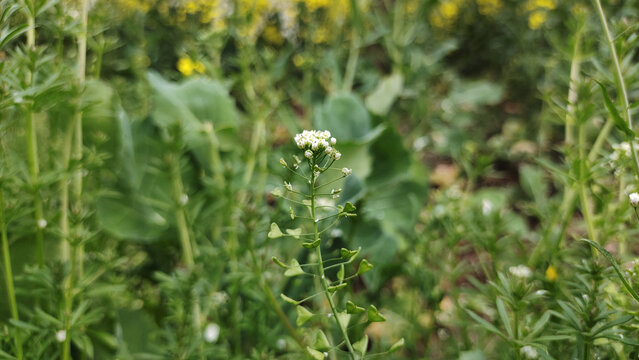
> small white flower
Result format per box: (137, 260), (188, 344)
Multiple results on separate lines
(204, 323), (220, 343)
(55, 329), (67, 343)
(331, 188), (342, 195)
(323, 352), (328, 358)
(520, 345), (538, 359)
(305, 150), (313, 159)
(284, 182), (293, 191)
(280, 158), (288, 167)
(330, 137), (336, 145)
(630, 192), (639, 207)
(37, 218), (47, 229)
(341, 168), (352, 177)
(482, 199), (493, 215)
(333, 152), (341, 160)
(509, 265), (532, 279)
(179, 194), (189, 206)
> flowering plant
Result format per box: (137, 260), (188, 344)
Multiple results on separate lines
(269, 130), (403, 359)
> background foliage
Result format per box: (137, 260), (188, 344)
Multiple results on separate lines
(1, 0), (639, 359)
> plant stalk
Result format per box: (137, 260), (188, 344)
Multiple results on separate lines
(1, 188), (23, 359)
(593, 0), (639, 180)
(310, 161), (358, 360)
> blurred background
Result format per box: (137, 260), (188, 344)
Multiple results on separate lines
(1, 0), (639, 359)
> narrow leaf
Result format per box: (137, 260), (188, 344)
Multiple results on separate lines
(496, 297), (513, 338)
(595, 81), (634, 137)
(580, 238), (639, 302)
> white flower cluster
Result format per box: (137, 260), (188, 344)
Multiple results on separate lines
(520, 345), (538, 359)
(630, 192), (639, 207)
(294, 130), (341, 160)
(509, 265), (532, 279)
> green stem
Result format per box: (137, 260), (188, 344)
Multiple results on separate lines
(593, 0), (639, 180)
(170, 155), (195, 267)
(343, 0), (362, 92)
(565, 27), (582, 146)
(1, 188), (23, 360)
(578, 120), (598, 245)
(310, 161), (358, 360)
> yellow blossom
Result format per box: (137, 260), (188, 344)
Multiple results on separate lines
(545, 265), (557, 281)
(177, 57), (204, 76)
(293, 54), (305, 68)
(430, 0), (461, 29)
(528, 10), (547, 30)
(263, 25), (284, 45)
(477, 0), (502, 16)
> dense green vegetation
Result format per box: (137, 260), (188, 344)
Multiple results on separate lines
(1, 0), (639, 358)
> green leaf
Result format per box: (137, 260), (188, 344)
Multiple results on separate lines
(312, 329), (331, 351)
(365, 72), (404, 116)
(580, 238), (639, 302)
(327, 283), (347, 293)
(448, 80), (503, 108)
(389, 338), (405, 353)
(268, 223), (283, 239)
(353, 335), (369, 356)
(357, 259), (374, 275)
(272, 256), (288, 269)
(0, 348), (16, 359)
(590, 314), (633, 336)
(297, 306), (314, 326)
(346, 301), (366, 314)
(280, 293), (299, 305)
(465, 309), (507, 340)
(367, 305), (386, 322)
(306, 347), (325, 360)
(496, 297), (513, 338)
(525, 311), (551, 341)
(314, 92), (371, 141)
(96, 195), (168, 242)
(284, 259), (305, 277)
(595, 81), (634, 138)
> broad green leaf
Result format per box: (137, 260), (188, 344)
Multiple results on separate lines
(353, 335), (368, 356)
(297, 306), (314, 326)
(389, 338), (405, 353)
(580, 238), (639, 302)
(357, 259), (373, 275)
(367, 305), (386, 322)
(365, 72), (404, 116)
(268, 223), (283, 238)
(366, 127), (411, 186)
(96, 195), (168, 242)
(314, 92), (371, 141)
(284, 259), (305, 277)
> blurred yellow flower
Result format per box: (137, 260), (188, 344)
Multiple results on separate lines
(528, 10), (547, 30)
(177, 57), (205, 76)
(476, 0), (502, 16)
(293, 54), (305, 67)
(545, 265), (557, 281)
(430, 0), (462, 29)
(263, 25), (284, 45)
